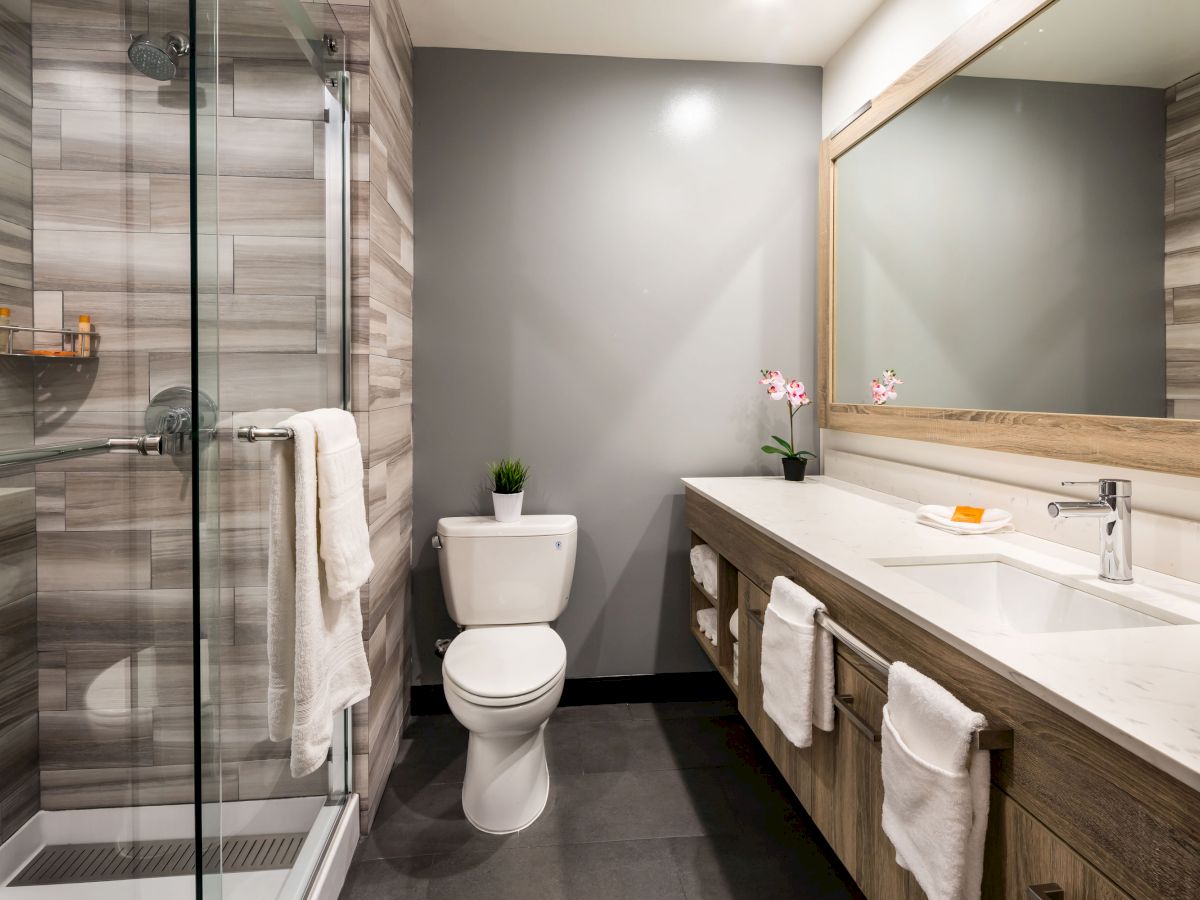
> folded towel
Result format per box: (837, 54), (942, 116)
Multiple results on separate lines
(761, 576), (835, 747)
(696, 607), (718, 645)
(729, 611), (739, 642)
(916, 505), (1013, 536)
(689, 544), (719, 597)
(306, 408), (374, 600)
(732, 640), (740, 686)
(881, 662), (990, 900)
(267, 411), (373, 778)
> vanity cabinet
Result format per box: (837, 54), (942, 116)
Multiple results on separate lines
(689, 488), (1196, 900)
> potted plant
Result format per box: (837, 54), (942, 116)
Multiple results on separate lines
(488, 457), (530, 523)
(757, 370), (816, 481)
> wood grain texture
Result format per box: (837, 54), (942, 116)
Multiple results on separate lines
(1168, 73), (1200, 411)
(688, 488), (1200, 899)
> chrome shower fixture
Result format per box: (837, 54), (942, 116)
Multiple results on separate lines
(127, 31), (190, 81)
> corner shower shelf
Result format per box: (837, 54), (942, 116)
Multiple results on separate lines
(0, 324), (99, 359)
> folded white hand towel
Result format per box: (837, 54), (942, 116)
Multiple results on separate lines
(761, 576), (835, 747)
(916, 505), (1013, 536)
(696, 607), (718, 645)
(305, 408), (374, 600)
(267, 412), (373, 778)
(689, 544), (719, 597)
(729, 611), (739, 642)
(881, 662), (990, 900)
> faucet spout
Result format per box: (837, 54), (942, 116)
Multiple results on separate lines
(1047, 478), (1132, 584)
(1046, 500), (1112, 519)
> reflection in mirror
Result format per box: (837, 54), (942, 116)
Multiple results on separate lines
(834, 0), (1200, 418)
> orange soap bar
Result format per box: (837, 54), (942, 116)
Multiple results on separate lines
(951, 505), (985, 524)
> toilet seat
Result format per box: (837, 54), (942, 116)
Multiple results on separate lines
(443, 625), (567, 708)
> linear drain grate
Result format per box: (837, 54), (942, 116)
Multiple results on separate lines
(9, 833), (307, 887)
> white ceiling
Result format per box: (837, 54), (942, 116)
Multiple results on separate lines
(964, 0), (1200, 89)
(397, 0), (886, 66)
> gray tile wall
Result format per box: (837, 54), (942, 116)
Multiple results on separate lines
(0, 0), (39, 845)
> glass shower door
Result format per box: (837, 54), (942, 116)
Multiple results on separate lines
(193, 0), (351, 896)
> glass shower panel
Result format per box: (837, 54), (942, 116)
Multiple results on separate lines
(199, 0), (349, 896)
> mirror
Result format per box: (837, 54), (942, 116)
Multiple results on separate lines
(833, 0), (1200, 418)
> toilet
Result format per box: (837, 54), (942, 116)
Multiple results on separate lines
(435, 514), (578, 834)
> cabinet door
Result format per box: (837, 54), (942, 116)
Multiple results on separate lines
(736, 575), (836, 833)
(982, 789), (1131, 900)
(830, 657), (923, 900)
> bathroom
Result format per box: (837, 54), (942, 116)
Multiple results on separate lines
(0, 0), (1196, 896)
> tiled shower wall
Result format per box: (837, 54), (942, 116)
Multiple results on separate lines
(0, 0), (38, 844)
(29, 0), (341, 811)
(1167, 71), (1200, 417)
(335, 0), (415, 833)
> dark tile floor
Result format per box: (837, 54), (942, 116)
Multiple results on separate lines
(340, 699), (865, 899)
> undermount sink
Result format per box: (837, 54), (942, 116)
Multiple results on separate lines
(879, 557), (1174, 634)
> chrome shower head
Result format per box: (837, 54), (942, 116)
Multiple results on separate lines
(128, 32), (190, 81)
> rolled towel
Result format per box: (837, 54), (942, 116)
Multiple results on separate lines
(761, 576), (835, 748)
(696, 607), (718, 645)
(881, 662), (990, 900)
(689, 544), (719, 598)
(732, 640), (740, 686)
(916, 505), (1013, 536)
(729, 611), (739, 642)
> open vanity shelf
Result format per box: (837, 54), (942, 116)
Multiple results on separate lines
(688, 533), (738, 695)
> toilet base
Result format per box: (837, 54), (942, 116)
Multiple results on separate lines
(461, 722), (551, 834)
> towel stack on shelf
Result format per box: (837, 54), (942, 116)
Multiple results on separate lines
(696, 607), (718, 644)
(730, 611), (739, 686)
(689, 543), (719, 597)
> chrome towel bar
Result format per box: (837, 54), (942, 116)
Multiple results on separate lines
(236, 426), (294, 442)
(748, 601), (1014, 752)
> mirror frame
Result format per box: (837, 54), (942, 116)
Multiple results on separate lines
(817, 0), (1200, 476)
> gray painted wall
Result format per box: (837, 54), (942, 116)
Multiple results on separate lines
(413, 49), (822, 681)
(835, 75), (1166, 416)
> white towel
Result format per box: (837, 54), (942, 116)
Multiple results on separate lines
(689, 544), (719, 597)
(881, 662), (990, 900)
(307, 408), (374, 599)
(267, 411), (373, 778)
(728, 611), (739, 642)
(760, 576), (835, 747)
(916, 505), (1013, 535)
(696, 607), (718, 645)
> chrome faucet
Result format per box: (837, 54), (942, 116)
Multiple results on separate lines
(1047, 479), (1132, 583)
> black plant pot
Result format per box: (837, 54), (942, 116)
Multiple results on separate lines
(781, 457), (807, 482)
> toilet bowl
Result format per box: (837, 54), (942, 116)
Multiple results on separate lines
(435, 515), (577, 834)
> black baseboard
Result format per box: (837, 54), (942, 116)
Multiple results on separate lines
(409, 671), (732, 717)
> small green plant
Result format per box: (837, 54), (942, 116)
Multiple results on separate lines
(488, 457), (530, 495)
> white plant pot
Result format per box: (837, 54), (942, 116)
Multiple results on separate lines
(492, 491), (524, 523)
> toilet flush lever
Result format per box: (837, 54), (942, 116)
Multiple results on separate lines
(432, 535), (443, 550)
(434, 638), (452, 658)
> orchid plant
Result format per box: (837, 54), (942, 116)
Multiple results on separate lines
(871, 369), (903, 405)
(757, 370), (817, 461)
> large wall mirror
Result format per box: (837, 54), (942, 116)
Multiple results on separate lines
(833, 0), (1200, 421)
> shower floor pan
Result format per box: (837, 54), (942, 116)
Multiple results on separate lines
(9, 833), (306, 887)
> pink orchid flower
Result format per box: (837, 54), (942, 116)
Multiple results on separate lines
(766, 381), (787, 401)
(871, 379), (889, 405)
(786, 379), (811, 408)
(758, 370), (785, 388)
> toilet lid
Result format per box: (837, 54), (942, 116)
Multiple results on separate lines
(442, 626), (567, 700)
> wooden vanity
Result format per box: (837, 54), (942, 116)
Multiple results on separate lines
(685, 483), (1200, 900)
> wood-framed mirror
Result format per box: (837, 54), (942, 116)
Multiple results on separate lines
(818, 0), (1200, 476)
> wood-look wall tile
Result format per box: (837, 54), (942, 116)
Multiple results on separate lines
(39, 589), (200, 648)
(217, 295), (320, 352)
(236, 758), (325, 801)
(66, 644), (193, 711)
(1167, 248), (1200, 290)
(0, 590), (37, 732)
(367, 354), (411, 410)
(0, 715), (37, 839)
(149, 173), (323, 238)
(366, 449), (411, 527)
(64, 470), (191, 531)
(367, 402), (410, 468)
(0, 358), (33, 415)
(0, 219), (32, 294)
(0, 8), (31, 107)
(38, 650), (66, 711)
(0, 533), (34, 600)
(34, 230), (191, 292)
(32, 289), (61, 349)
(37, 530), (151, 590)
(219, 117), (315, 179)
(149, 350), (329, 412)
(60, 110), (189, 174)
(59, 291), (189, 352)
(34, 170), (150, 232)
(151, 527), (267, 589)
(232, 236), (325, 295)
(30, 106), (58, 169)
(233, 58), (324, 121)
(0, 154), (31, 229)
(30, 0), (144, 53)
(368, 301), (411, 360)
(39, 763), (232, 810)
(231, 585), (266, 645)
(367, 504), (410, 611)
(0, 85), (32, 168)
(39, 707), (153, 769)
(0, 415), (32, 453)
(35, 470), (63, 530)
(0, 768), (38, 843)
(0, 478), (33, 540)
(33, 351), (149, 413)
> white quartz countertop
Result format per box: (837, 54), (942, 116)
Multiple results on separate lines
(682, 475), (1200, 791)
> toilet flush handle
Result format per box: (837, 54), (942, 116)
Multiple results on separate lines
(432, 534), (443, 550)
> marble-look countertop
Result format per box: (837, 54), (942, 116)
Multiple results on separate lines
(683, 475), (1200, 791)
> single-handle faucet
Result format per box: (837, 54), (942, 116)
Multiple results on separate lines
(1047, 478), (1132, 583)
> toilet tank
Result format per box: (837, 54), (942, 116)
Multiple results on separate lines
(436, 515), (578, 626)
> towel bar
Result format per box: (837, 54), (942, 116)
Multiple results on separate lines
(753, 588), (1015, 753)
(236, 426), (294, 442)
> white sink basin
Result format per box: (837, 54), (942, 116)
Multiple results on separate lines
(880, 557), (1172, 634)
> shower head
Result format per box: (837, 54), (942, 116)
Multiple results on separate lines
(127, 32), (190, 81)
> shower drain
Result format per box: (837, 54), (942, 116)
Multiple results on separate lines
(9, 832), (306, 886)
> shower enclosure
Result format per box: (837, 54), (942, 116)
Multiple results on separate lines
(0, 0), (354, 895)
